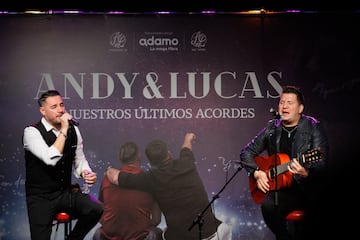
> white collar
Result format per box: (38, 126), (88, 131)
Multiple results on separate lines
(41, 117), (57, 132)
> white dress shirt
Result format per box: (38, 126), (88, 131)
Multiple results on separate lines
(23, 117), (91, 178)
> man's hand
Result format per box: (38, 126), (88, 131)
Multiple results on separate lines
(254, 170), (270, 193)
(288, 159), (308, 177)
(106, 167), (120, 185)
(59, 112), (72, 130)
(82, 170), (97, 187)
(183, 132), (196, 149)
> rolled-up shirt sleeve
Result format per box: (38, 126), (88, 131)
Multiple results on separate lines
(23, 126), (62, 166)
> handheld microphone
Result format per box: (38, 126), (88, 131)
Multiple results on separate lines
(69, 118), (79, 126)
(269, 108), (281, 119)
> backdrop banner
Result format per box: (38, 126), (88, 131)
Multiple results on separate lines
(0, 13), (358, 239)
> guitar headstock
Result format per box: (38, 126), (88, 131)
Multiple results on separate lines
(299, 148), (323, 165)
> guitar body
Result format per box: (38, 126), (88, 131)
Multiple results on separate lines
(247, 148), (322, 204)
(249, 153), (293, 204)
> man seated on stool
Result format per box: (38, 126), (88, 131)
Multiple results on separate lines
(23, 90), (103, 240)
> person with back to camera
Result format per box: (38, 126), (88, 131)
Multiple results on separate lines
(23, 89), (103, 240)
(93, 141), (163, 240)
(106, 133), (232, 240)
(239, 85), (329, 240)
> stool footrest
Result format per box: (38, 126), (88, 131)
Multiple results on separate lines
(286, 210), (306, 221)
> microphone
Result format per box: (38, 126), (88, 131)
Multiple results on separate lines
(269, 108), (281, 119)
(69, 118), (79, 126)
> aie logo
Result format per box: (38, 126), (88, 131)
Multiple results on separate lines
(191, 31), (207, 48)
(110, 32), (127, 48)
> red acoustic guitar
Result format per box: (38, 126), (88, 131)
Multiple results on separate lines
(249, 148), (323, 204)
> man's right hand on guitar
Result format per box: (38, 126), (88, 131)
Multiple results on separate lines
(254, 170), (270, 193)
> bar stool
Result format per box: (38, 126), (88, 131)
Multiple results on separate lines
(286, 210), (306, 240)
(53, 212), (76, 239)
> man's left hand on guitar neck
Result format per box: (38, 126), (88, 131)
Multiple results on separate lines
(288, 159), (309, 177)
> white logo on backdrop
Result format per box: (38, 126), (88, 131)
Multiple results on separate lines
(191, 31), (207, 51)
(138, 32), (179, 52)
(109, 32), (128, 51)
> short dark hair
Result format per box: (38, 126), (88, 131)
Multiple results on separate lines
(38, 90), (61, 107)
(145, 140), (168, 167)
(119, 142), (139, 165)
(282, 85), (304, 105)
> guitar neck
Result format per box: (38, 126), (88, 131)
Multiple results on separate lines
(270, 153), (306, 178)
(270, 161), (291, 179)
(269, 149), (322, 179)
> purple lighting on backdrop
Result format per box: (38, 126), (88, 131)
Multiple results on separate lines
(286, 9), (301, 13)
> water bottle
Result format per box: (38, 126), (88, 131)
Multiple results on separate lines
(82, 182), (90, 194)
(81, 172), (91, 194)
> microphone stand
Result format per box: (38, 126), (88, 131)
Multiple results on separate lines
(188, 162), (258, 240)
(269, 110), (281, 207)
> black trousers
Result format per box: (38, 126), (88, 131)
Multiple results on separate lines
(261, 186), (307, 240)
(26, 186), (103, 240)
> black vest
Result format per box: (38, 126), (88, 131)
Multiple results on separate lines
(24, 121), (77, 196)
